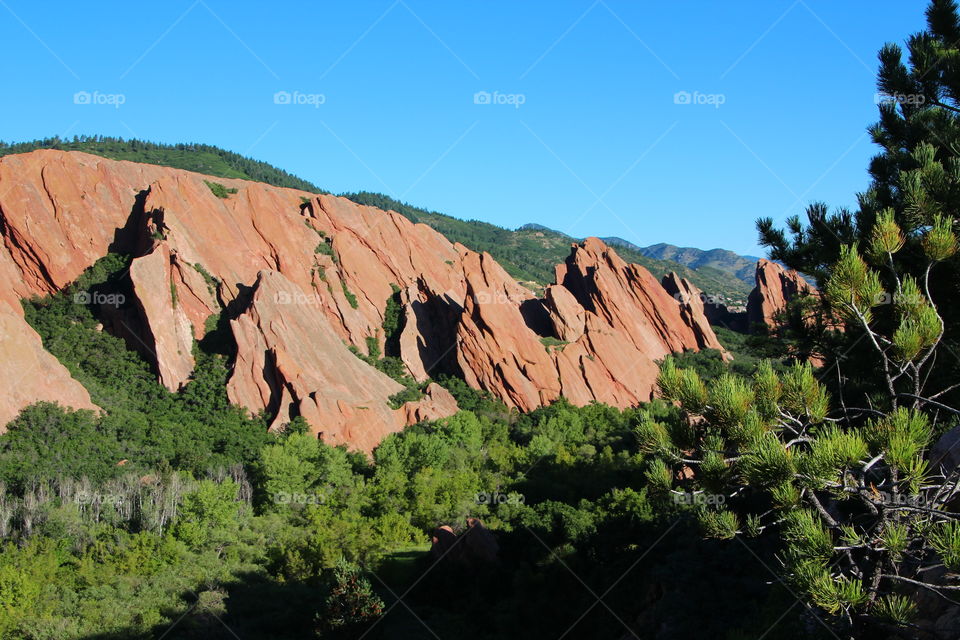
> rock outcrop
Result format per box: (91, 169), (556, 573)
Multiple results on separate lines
(0, 149), (726, 451)
(746, 259), (816, 330)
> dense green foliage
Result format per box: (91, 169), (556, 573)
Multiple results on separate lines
(0, 136), (322, 192)
(0, 251), (811, 638)
(0, 397), (811, 639)
(650, 6), (960, 631)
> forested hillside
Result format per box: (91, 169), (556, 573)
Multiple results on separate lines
(0, 136), (324, 192)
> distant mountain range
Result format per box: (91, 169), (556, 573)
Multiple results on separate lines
(601, 238), (760, 286)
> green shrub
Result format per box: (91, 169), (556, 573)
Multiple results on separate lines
(341, 282), (358, 309)
(204, 180), (238, 198)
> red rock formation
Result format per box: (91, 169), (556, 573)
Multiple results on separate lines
(0, 150), (178, 425)
(544, 285), (585, 342)
(746, 259), (816, 330)
(0, 149), (726, 451)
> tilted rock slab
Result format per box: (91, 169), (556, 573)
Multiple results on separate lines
(0, 150), (181, 427)
(226, 270), (456, 451)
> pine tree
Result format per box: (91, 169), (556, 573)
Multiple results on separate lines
(757, 0), (960, 408)
(642, 213), (960, 635)
(316, 558), (385, 638)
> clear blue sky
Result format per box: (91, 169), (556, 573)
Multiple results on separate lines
(0, 1), (929, 255)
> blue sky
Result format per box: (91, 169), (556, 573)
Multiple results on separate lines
(0, 1), (928, 255)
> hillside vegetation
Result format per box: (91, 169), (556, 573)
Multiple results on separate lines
(0, 136), (324, 193)
(0, 255), (802, 639)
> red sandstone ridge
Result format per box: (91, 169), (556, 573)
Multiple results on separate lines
(0, 149), (725, 451)
(746, 259), (817, 330)
(0, 150), (181, 427)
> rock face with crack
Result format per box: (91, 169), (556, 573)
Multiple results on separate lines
(0, 150), (179, 426)
(0, 149), (726, 451)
